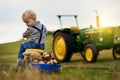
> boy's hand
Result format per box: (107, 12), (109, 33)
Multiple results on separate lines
(23, 38), (28, 40)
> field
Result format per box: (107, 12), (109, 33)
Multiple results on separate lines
(0, 34), (120, 80)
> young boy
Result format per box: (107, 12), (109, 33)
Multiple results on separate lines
(17, 10), (47, 61)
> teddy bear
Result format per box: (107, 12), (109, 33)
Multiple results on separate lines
(23, 52), (44, 63)
(42, 52), (58, 64)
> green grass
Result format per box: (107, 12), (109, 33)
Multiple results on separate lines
(45, 34), (53, 52)
(0, 34), (120, 80)
(0, 40), (21, 56)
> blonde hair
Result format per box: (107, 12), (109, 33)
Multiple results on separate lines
(22, 10), (37, 22)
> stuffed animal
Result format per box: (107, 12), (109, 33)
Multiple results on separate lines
(23, 52), (43, 63)
(23, 51), (58, 64)
(33, 59), (39, 63)
(42, 52), (58, 64)
(30, 52), (42, 60)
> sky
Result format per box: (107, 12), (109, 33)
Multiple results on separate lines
(0, 0), (120, 44)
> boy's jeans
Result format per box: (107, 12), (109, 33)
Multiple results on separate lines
(18, 41), (44, 59)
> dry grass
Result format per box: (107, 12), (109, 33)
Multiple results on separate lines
(1, 51), (120, 80)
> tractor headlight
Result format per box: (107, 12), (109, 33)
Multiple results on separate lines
(99, 37), (103, 42)
(116, 37), (120, 41)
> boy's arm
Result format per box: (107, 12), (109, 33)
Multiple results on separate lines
(23, 28), (32, 38)
(43, 26), (47, 35)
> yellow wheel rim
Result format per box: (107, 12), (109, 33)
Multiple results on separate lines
(85, 48), (93, 61)
(114, 49), (120, 59)
(54, 35), (66, 60)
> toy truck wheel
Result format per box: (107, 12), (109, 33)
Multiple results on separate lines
(113, 44), (120, 59)
(53, 32), (72, 62)
(84, 44), (98, 62)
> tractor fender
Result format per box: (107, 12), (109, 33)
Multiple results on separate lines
(53, 29), (70, 37)
(53, 30), (61, 37)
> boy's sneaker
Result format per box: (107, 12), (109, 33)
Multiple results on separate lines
(17, 59), (24, 66)
(16, 59), (25, 72)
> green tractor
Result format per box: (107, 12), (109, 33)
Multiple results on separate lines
(52, 15), (120, 63)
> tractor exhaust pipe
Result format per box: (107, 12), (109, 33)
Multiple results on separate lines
(95, 10), (100, 28)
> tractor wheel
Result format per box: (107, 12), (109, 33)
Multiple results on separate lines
(84, 44), (98, 62)
(53, 32), (72, 62)
(113, 44), (120, 59)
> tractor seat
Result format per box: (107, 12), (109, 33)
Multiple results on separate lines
(24, 49), (44, 53)
(70, 26), (80, 32)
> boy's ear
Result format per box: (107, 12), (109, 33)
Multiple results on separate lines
(33, 17), (36, 21)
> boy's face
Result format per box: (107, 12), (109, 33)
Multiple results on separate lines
(24, 18), (35, 27)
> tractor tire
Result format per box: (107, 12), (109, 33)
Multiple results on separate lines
(53, 32), (72, 62)
(113, 44), (120, 59)
(84, 44), (98, 63)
